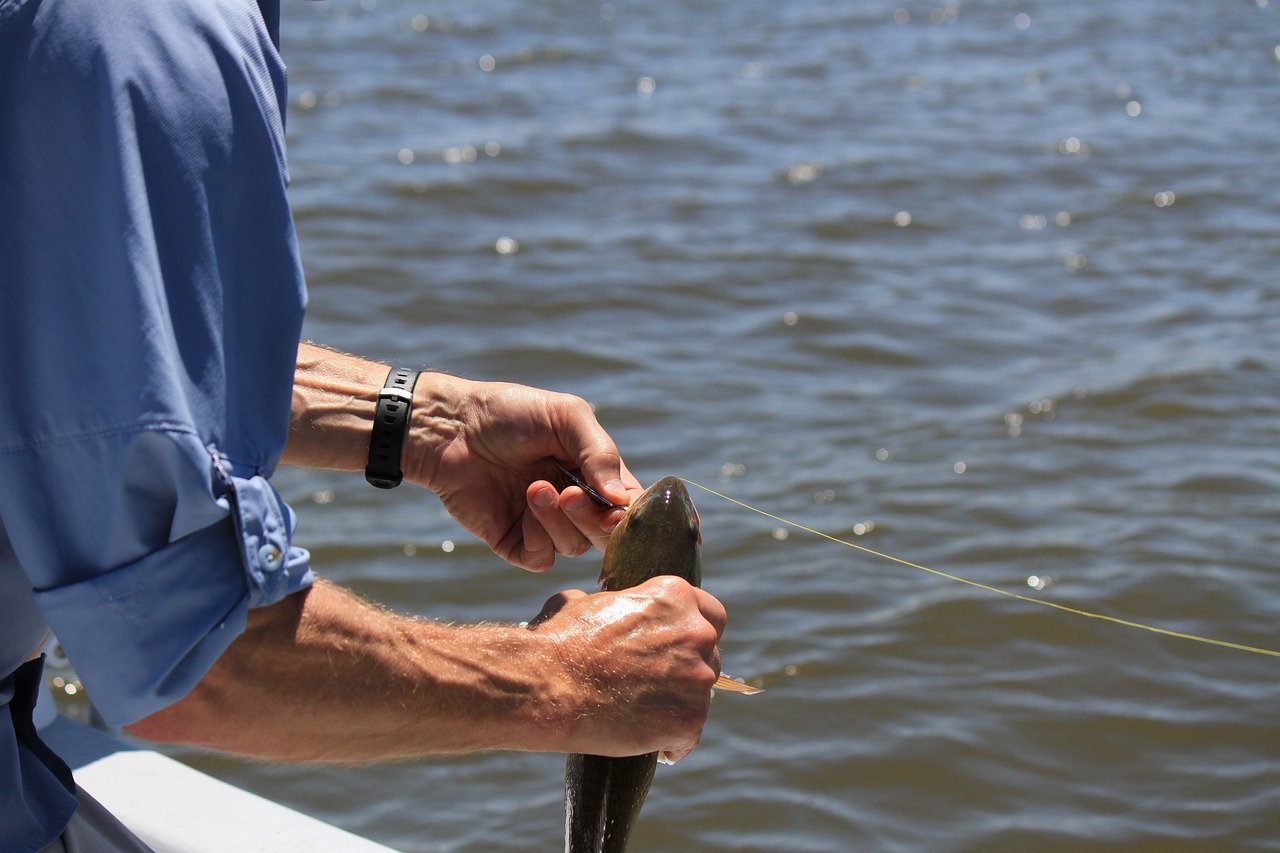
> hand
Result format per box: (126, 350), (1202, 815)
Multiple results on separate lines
(403, 373), (643, 570)
(526, 576), (727, 761)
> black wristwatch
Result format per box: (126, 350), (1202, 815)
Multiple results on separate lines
(365, 366), (420, 489)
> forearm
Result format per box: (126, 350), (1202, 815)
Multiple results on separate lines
(125, 577), (721, 762)
(280, 342), (387, 472)
(125, 581), (579, 762)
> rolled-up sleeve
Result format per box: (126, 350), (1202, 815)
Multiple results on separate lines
(0, 428), (312, 727)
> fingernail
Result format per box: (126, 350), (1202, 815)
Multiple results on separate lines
(532, 487), (556, 510)
(603, 479), (627, 505)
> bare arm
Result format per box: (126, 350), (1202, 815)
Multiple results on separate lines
(126, 342), (724, 763)
(125, 577), (724, 763)
(278, 341), (388, 473)
(283, 342), (641, 567)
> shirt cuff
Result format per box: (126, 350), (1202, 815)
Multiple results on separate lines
(222, 472), (313, 610)
(34, 473), (312, 727)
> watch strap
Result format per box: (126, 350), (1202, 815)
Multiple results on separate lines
(365, 366), (420, 489)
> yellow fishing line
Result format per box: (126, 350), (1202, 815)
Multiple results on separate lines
(682, 479), (1280, 659)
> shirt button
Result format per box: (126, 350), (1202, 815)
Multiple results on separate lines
(257, 543), (284, 572)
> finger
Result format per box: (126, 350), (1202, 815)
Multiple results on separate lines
(559, 488), (627, 553)
(556, 409), (641, 508)
(527, 481), (594, 559)
(526, 588), (588, 629)
(658, 710), (707, 765)
(576, 454), (641, 509)
(693, 587), (728, 639)
(508, 483), (560, 572)
(659, 748), (690, 765)
(553, 462), (618, 511)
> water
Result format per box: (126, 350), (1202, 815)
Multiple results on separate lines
(180, 1), (1280, 850)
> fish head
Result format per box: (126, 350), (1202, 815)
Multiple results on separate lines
(598, 476), (702, 591)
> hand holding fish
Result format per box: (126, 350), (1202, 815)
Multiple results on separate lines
(526, 575), (726, 761)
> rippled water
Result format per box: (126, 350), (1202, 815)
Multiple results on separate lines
(177, 1), (1280, 850)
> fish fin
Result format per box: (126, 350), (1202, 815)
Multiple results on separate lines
(713, 674), (764, 695)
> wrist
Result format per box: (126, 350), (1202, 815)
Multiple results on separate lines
(415, 620), (583, 754)
(497, 626), (586, 753)
(364, 366), (421, 489)
(283, 344), (468, 491)
(400, 371), (471, 491)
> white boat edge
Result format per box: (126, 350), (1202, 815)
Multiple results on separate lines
(36, 680), (400, 853)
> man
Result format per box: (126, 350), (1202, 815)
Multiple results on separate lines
(0, 0), (726, 849)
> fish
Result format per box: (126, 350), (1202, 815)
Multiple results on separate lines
(554, 464), (759, 700)
(563, 475), (702, 853)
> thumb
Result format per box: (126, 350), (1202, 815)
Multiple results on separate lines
(577, 451), (638, 509)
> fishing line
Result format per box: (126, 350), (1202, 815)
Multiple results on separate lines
(681, 479), (1280, 659)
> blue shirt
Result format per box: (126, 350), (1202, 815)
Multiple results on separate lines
(0, 0), (313, 847)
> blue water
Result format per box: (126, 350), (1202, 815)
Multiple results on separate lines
(175, 1), (1280, 850)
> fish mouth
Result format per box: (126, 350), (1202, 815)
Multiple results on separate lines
(635, 476), (692, 508)
(628, 477), (701, 545)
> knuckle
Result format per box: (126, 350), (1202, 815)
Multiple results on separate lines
(562, 540), (590, 557)
(554, 391), (592, 418)
(649, 575), (692, 597)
